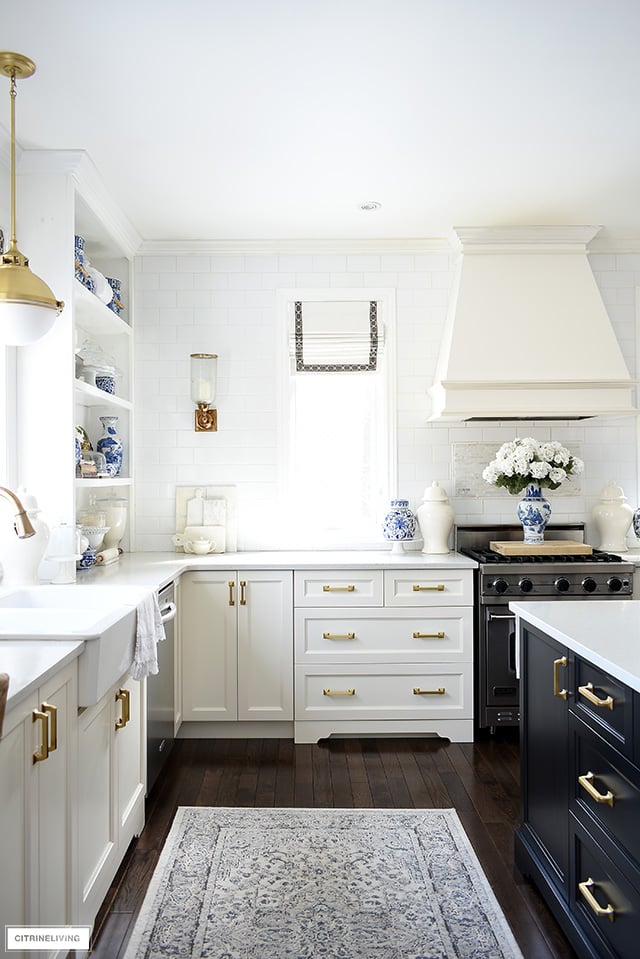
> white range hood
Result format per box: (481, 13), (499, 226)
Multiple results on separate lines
(428, 226), (637, 420)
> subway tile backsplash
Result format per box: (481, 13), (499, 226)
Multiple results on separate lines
(134, 247), (639, 551)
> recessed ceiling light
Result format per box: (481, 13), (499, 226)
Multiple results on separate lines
(358, 200), (382, 211)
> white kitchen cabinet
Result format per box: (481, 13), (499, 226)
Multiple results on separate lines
(76, 673), (145, 929)
(181, 570), (293, 724)
(0, 660), (77, 959)
(16, 151), (138, 547)
(294, 568), (474, 743)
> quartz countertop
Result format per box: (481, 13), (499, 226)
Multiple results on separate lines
(0, 549), (476, 716)
(510, 599), (640, 693)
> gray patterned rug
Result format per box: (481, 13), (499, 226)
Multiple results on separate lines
(123, 807), (523, 959)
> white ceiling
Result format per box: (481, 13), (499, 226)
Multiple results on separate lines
(3, 0), (640, 243)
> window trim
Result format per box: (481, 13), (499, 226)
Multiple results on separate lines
(277, 288), (397, 548)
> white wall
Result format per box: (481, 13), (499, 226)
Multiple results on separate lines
(133, 244), (639, 551)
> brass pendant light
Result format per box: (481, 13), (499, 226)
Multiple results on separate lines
(0, 51), (64, 345)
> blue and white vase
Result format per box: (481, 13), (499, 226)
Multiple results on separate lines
(96, 415), (123, 477)
(74, 234), (86, 283)
(383, 499), (417, 553)
(516, 483), (551, 544)
(106, 277), (122, 315)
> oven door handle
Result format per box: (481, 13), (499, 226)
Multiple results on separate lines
(488, 612), (516, 621)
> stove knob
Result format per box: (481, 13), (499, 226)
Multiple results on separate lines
(493, 578), (509, 594)
(519, 577), (533, 593)
(555, 576), (570, 593)
(582, 577), (597, 593)
(607, 576), (623, 593)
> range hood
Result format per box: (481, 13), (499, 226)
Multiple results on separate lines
(428, 226), (637, 420)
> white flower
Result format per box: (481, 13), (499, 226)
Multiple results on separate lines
(483, 437), (582, 495)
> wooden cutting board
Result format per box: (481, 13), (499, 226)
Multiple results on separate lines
(490, 539), (593, 556)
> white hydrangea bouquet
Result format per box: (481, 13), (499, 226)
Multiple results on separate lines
(482, 437), (584, 495)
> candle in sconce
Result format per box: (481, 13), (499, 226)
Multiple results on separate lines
(193, 378), (212, 404)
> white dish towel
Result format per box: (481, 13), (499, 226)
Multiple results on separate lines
(131, 592), (166, 680)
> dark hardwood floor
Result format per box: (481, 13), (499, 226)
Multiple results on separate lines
(89, 732), (578, 958)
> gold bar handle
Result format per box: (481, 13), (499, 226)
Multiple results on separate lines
(323, 688), (356, 696)
(115, 687), (130, 730)
(240, 580), (247, 606)
(32, 709), (49, 764)
(578, 878), (616, 922)
(413, 687), (446, 695)
(323, 585), (355, 592)
(578, 682), (614, 711)
(553, 656), (568, 700)
(578, 771), (615, 807)
(42, 702), (57, 753)
(413, 584), (445, 592)
(228, 580), (235, 606)
(323, 632), (356, 640)
(413, 631), (445, 639)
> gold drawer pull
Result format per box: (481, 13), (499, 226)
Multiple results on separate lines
(228, 580), (235, 606)
(578, 878), (616, 922)
(323, 688), (355, 696)
(413, 584), (445, 592)
(323, 585), (355, 592)
(240, 580), (247, 605)
(413, 687), (445, 695)
(413, 631), (445, 639)
(578, 771), (615, 807)
(115, 687), (131, 730)
(578, 682), (614, 711)
(32, 709), (49, 764)
(323, 632), (356, 640)
(42, 702), (58, 753)
(553, 656), (568, 700)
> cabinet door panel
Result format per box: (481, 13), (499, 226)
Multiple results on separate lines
(238, 572), (293, 720)
(181, 571), (237, 720)
(115, 676), (144, 843)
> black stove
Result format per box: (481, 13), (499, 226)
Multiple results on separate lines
(455, 523), (635, 732)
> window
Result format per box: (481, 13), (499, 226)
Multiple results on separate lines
(279, 289), (396, 548)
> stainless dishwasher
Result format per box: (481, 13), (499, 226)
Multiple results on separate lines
(147, 581), (177, 792)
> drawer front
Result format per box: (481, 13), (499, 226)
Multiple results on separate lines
(571, 816), (640, 958)
(384, 569), (473, 607)
(294, 607), (473, 664)
(573, 658), (633, 756)
(572, 715), (640, 867)
(295, 663), (472, 720)
(294, 570), (383, 607)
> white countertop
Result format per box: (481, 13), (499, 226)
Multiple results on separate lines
(0, 549), (475, 716)
(510, 600), (640, 693)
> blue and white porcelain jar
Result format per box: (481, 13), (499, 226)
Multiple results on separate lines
(96, 415), (123, 477)
(106, 277), (123, 316)
(382, 499), (417, 553)
(516, 483), (552, 544)
(74, 234), (86, 283)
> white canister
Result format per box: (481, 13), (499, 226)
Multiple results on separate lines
(592, 480), (634, 553)
(417, 482), (454, 554)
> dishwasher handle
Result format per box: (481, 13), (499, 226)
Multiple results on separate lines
(160, 601), (177, 624)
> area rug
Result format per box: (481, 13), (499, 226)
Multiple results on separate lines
(123, 807), (523, 959)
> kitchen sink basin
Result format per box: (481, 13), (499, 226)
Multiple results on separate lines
(0, 584), (151, 707)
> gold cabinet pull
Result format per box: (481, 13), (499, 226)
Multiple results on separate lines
(413, 631), (445, 639)
(115, 687), (131, 730)
(578, 771), (615, 808)
(413, 687), (446, 695)
(32, 709), (49, 764)
(413, 584), (445, 592)
(578, 878), (616, 922)
(323, 584), (355, 592)
(42, 702), (57, 753)
(553, 656), (568, 700)
(240, 580), (247, 606)
(578, 682), (614, 711)
(323, 632), (355, 640)
(323, 688), (355, 696)
(228, 580), (235, 606)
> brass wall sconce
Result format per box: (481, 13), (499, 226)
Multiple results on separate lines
(191, 353), (218, 431)
(0, 52), (64, 345)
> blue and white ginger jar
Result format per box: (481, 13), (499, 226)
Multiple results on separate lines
(383, 500), (417, 544)
(517, 483), (552, 544)
(96, 415), (123, 478)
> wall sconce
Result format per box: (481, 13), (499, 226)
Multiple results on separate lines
(191, 353), (218, 431)
(0, 51), (64, 346)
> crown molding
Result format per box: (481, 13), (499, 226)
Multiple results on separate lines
(136, 236), (452, 256)
(588, 236), (640, 253)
